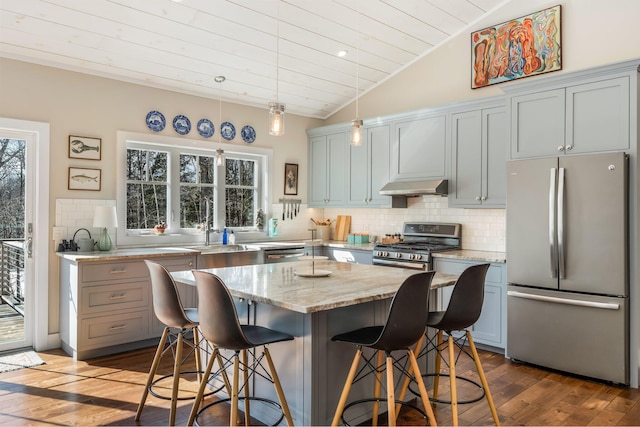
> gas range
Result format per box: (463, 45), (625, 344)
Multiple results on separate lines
(372, 222), (461, 270)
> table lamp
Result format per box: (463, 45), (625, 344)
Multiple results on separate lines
(93, 206), (118, 251)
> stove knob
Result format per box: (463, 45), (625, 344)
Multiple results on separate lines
(415, 254), (422, 260)
(408, 254), (415, 260)
(385, 252), (390, 257)
(376, 251), (382, 257)
(395, 253), (402, 259)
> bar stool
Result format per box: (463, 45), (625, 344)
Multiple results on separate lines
(407, 263), (499, 426)
(331, 271), (437, 427)
(187, 270), (295, 426)
(136, 261), (226, 426)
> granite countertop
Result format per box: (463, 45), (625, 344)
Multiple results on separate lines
(432, 249), (506, 263)
(172, 260), (457, 314)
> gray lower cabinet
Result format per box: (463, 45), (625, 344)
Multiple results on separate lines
(450, 106), (507, 208)
(347, 124), (391, 207)
(390, 113), (447, 181)
(308, 130), (347, 207)
(60, 254), (196, 360)
(434, 258), (506, 351)
(510, 75), (631, 159)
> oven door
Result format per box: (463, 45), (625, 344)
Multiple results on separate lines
(264, 247), (305, 263)
(372, 258), (429, 270)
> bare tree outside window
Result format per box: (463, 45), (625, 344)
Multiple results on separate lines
(0, 139), (25, 239)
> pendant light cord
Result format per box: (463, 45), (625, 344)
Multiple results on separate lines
(276, 0), (280, 104)
(355, 1), (359, 118)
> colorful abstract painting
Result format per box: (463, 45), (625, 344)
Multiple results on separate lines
(471, 5), (561, 89)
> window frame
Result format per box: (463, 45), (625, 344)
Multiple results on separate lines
(116, 131), (272, 247)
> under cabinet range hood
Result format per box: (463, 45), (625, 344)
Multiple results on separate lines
(379, 179), (448, 197)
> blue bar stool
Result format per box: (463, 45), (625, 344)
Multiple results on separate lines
(188, 270), (295, 426)
(330, 271), (438, 426)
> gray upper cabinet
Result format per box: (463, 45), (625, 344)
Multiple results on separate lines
(509, 67), (633, 159)
(390, 114), (447, 181)
(450, 105), (507, 208)
(308, 131), (347, 207)
(347, 124), (391, 207)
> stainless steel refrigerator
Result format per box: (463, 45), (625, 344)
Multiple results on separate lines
(506, 151), (628, 384)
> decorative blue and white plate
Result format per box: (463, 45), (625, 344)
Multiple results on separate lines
(197, 118), (214, 138)
(146, 110), (166, 132)
(241, 125), (256, 143)
(220, 122), (236, 140)
(173, 115), (191, 135)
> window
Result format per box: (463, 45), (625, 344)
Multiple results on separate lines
(117, 132), (272, 246)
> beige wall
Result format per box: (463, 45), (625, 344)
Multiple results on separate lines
(326, 0), (640, 124)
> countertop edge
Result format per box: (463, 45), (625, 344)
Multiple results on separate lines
(432, 249), (506, 263)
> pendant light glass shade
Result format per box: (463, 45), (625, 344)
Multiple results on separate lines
(351, 119), (363, 146)
(269, 102), (285, 136)
(216, 148), (224, 166)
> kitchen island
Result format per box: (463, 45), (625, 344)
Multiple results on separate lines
(172, 260), (457, 426)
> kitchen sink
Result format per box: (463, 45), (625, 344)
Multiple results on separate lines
(188, 244), (264, 268)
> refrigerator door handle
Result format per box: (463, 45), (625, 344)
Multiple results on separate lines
(549, 168), (558, 278)
(507, 290), (620, 310)
(557, 167), (566, 279)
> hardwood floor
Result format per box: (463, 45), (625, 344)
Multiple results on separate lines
(0, 345), (638, 426)
(0, 304), (24, 344)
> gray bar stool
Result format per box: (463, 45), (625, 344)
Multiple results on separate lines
(330, 271), (437, 427)
(187, 270), (295, 426)
(403, 263), (500, 426)
(136, 261), (227, 426)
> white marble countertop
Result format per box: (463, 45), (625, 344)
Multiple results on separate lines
(55, 247), (199, 262)
(171, 260), (458, 314)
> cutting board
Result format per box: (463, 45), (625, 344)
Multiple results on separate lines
(334, 215), (351, 241)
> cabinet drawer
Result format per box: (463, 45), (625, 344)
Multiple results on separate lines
(82, 261), (148, 283)
(80, 310), (150, 349)
(156, 256), (196, 271)
(81, 281), (149, 315)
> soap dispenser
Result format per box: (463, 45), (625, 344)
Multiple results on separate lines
(222, 228), (228, 245)
(228, 230), (236, 244)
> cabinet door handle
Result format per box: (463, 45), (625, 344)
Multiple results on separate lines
(475, 196), (481, 201)
(565, 144), (573, 151)
(109, 324), (127, 331)
(110, 269), (127, 274)
(109, 294), (126, 300)
(481, 196), (487, 201)
(557, 145), (564, 152)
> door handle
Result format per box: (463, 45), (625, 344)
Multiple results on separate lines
(557, 167), (565, 279)
(508, 290), (620, 310)
(26, 237), (33, 258)
(549, 168), (558, 278)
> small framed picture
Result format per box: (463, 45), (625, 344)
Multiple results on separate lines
(284, 163), (298, 195)
(68, 167), (101, 191)
(69, 135), (101, 160)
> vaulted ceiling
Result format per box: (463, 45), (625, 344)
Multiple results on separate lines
(0, 0), (507, 118)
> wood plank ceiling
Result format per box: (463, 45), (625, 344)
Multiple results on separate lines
(0, 0), (506, 118)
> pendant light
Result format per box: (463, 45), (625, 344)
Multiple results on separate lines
(269, 0), (285, 136)
(215, 75), (225, 166)
(351, 1), (362, 146)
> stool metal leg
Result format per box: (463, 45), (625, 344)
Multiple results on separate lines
(264, 346), (295, 426)
(448, 334), (458, 427)
(466, 332), (500, 426)
(331, 347), (363, 426)
(385, 352), (397, 427)
(407, 347), (437, 427)
(136, 327), (170, 421)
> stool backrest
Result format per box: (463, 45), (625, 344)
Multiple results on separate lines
(192, 270), (251, 351)
(374, 270), (435, 351)
(438, 263), (490, 331)
(145, 260), (194, 329)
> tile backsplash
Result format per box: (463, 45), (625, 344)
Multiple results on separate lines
(272, 195), (506, 252)
(56, 196), (505, 253)
(55, 199), (117, 244)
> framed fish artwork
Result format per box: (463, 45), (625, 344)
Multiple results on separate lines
(69, 135), (101, 160)
(68, 167), (101, 191)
